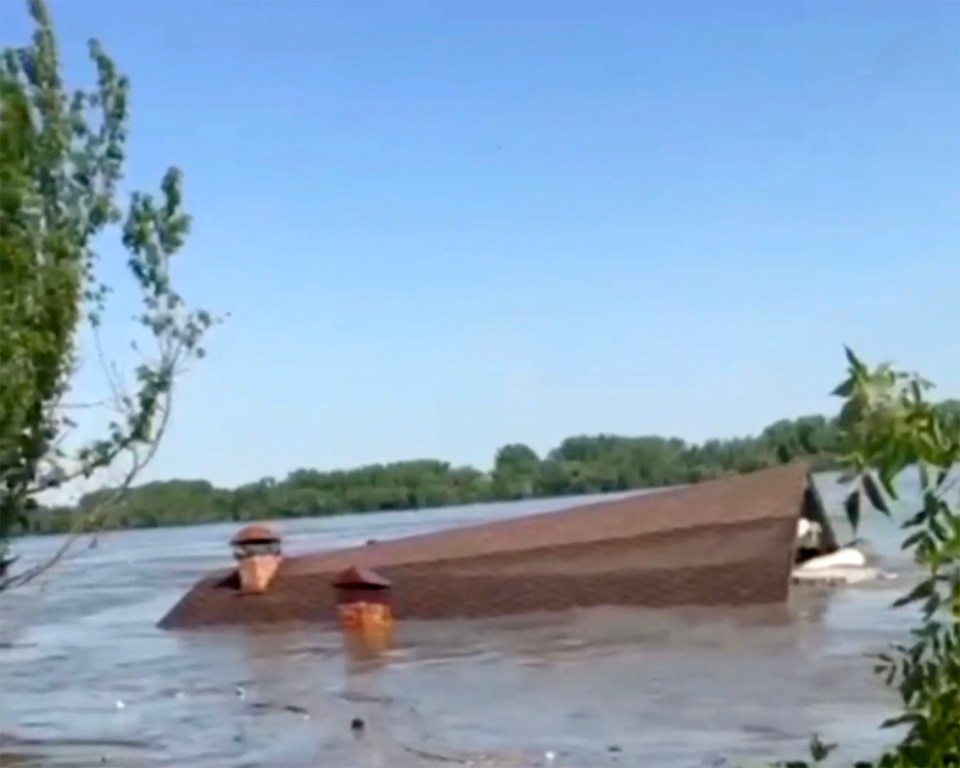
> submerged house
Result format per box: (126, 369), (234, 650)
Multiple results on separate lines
(158, 462), (839, 630)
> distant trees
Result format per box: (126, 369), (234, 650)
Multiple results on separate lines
(14, 400), (956, 536)
(492, 443), (541, 499)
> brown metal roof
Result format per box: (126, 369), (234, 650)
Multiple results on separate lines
(159, 462), (823, 629)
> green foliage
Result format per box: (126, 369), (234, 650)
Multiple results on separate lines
(0, 0), (213, 584)
(492, 443), (542, 499)
(12, 404), (951, 535)
(777, 349), (960, 768)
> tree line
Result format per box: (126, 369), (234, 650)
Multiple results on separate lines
(19, 400), (959, 535)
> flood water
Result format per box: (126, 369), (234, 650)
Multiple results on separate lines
(0, 472), (935, 767)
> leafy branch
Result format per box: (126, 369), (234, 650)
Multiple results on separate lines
(0, 0), (216, 590)
(776, 348), (960, 768)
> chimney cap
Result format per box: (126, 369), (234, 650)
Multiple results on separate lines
(231, 524), (280, 546)
(333, 566), (391, 589)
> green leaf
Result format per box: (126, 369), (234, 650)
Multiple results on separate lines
(844, 489), (862, 532)
(935, 468), (950, 489)
(863, 472), (890, 515)
(831, 376), (855, 398)
(901, 530), (928, 551)
(921, 591), (941, 618)
(929, 514), (948, 544)
(878, 466), (899, 499)
(902, 509), (929, 528)
(844, 345), (865, 372)
(893, 578), (935, 609)
(881, 713), (921, 729)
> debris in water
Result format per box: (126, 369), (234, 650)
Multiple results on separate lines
(401, 744), (467, 764)
(234, 685), (246, 699)
(115, 699), (125, 710)
(544, 750), (556, 763)
(350, 716), (365, 736)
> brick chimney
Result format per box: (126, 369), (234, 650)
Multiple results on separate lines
(333, 566), (393, 655)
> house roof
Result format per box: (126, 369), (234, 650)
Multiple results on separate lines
(281, 462), (813, 577)
(158, 462), (827, 629)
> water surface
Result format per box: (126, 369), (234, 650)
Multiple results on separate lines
(0, 473), (929, 767)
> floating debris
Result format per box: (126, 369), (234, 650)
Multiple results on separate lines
(401, 744), (467, 764)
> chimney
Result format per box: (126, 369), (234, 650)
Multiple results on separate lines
(231, 524), (282, 594)
(333, 566), (393, 655)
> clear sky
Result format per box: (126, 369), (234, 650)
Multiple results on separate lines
(2, 0), (958, 490)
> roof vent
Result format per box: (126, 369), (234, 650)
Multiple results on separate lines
(230, 524), (282, 594)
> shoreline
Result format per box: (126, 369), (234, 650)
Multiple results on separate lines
(11, 486), (669, 540)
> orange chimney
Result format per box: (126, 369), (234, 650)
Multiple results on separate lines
(231, 524), (282, 594)
(333, 566), (393, 654)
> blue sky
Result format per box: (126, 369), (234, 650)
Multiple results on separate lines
(2, 0), (958, 489)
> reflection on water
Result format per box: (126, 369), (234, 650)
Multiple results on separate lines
(0, 473), (924, 767)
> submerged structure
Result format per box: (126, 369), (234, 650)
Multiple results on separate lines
(159, 462), (839, 630)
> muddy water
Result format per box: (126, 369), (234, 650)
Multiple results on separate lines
(0, 473), (928, 767)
